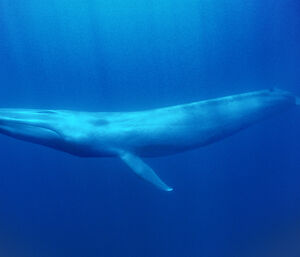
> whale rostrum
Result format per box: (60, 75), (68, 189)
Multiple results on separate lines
(0, 89), (298, 191)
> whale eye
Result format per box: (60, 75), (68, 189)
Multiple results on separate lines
(91, 119), (109, 126)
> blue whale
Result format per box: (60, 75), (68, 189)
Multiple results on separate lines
(0, 89), (299, 191)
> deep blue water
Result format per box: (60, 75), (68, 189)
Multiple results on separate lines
(0, 0), (299, 256)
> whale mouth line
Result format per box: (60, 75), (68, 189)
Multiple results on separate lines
(25, 123), (63, 139)
(25, 124), (62, 138)
(36, 110), (57, 114)
(0, 119), (62, 140)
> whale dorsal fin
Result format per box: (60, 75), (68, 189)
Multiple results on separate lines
(119, 151), (173, 192)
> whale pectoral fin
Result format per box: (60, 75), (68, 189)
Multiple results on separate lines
(119, 152), (173, 192)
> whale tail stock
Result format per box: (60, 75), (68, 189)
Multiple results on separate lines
(119, 151), (173, 192)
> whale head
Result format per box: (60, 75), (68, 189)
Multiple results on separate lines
(0, 109), (112, 156)
(0, 109), (63, 146)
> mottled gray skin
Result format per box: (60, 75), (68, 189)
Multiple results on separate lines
(0, 89), (298, 158)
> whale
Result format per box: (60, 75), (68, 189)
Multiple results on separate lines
(0, 88), (299, 191)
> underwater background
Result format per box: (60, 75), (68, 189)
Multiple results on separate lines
(0, 0), (299, 256)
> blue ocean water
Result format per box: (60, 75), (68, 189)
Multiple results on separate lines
(0, 0), (299, 256)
